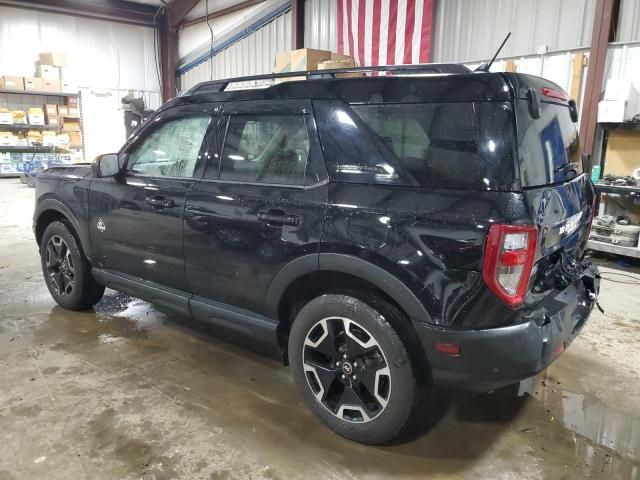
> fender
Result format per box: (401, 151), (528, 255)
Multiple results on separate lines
(34, 198), (93, 259)
(265, 253), (430, 323)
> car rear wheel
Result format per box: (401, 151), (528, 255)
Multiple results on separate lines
(288, 293), (420, 444)
(40, 221), (105, 310)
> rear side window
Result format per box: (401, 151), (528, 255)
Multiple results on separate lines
(315, 100), (517, 190)
(219, 114), (310, 185)
(515, 100), (581, 187)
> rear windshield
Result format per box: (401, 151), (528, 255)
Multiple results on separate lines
(314, 100), (517, 190)
(515, 99), (582, 187)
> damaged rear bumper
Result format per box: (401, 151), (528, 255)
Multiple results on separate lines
(415, 265), (600, 392)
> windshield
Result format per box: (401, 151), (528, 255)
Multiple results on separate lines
(516, 100), (582, 187)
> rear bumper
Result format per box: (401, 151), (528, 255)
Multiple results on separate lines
(415, 266), (600, 392)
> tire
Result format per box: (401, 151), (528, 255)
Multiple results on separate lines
(40, 220), (105, 310)
(288, 293), (421, 444)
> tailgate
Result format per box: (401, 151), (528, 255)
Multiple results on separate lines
(524, 174), (595, 260)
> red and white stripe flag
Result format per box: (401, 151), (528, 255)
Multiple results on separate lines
(337, 0), (434, 67)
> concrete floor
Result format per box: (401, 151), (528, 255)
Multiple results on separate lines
(0, 178), (639, 480)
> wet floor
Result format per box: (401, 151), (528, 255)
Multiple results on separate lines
(1, 178), (639, 479)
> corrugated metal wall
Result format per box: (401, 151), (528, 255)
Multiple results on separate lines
(180, 10), (291, 91)
(618, 0), (640, 42)
(304, 0), (338, 51)
(432, 0), (596, 63)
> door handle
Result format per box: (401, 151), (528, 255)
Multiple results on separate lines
(145, 196), (175, 209)
(257, 210), (300, 226)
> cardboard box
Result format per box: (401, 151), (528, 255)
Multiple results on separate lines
(42, 131), (57, 146)
(0, 111), (13, 125)
(274, 51), (291, 73)
(45, 105), (59, 126)
(27, 131), (43, 146)
(37, 64), (60, 81)
(603, 130), (640, 176)
(39, 52), (67, 67)
(317, 57), (364, 78)
(0, 132), (17, 146)
(331, 52), (354, 62)
(57, 105), (69, 116)
(67, 106), (80, 118)
(66, 97), (78, 107)
(56, 133), (70, 147)
(2, 75), (24, 90)
(24, 77), (44, 91)
(598, 100), (633, 123)
(12, 111), (27, 124)
(43, 80), (61, 92)
(68, 131), (82, 147)
(28, 108), (45, 126)
(62, 119), (81, 132)
(290, 48), (331, 72)
(61, 81), (77, 94)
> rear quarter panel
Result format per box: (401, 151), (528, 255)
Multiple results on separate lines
(322, 183), (532, 328)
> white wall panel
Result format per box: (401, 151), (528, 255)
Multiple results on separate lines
(0, 6), (159, 92)
(304, 0), (338, 51)
(433, 0), (596, 63)
(178, 3), (266, 58)
(179, 10), (291, 91)
(618, 0), (640, 42)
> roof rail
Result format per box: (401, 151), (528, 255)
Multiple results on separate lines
(185, 63), (471, 95)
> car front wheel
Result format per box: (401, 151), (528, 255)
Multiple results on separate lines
(40, 220), (105, 310)
(288, 293), (420, 444)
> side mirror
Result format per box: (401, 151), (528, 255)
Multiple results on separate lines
(94, 153), (122, 177)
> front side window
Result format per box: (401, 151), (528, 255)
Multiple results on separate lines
(220, 114), (310, 185)
(127, 116), (211, 178)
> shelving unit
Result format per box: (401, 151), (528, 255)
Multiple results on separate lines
(0, 88), (83, 177)
(589, 121), (640, 259)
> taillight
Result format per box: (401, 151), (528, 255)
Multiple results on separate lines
(483, 224), (538, 307)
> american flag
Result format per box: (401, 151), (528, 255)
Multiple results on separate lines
(337, 0), (434, 67)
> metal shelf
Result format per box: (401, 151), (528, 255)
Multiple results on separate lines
(0, 146), (64, 153)
(0, 124), (62, 131)
(0, 88), (78, 97)
(588, 239), (640, 258)
(598, 122), (640, 132)
(594, 183), (640, 197)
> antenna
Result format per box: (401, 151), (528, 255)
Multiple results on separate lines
(475, 32), (512, 72)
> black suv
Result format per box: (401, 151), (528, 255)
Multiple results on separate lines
(34, 64), (600, 444)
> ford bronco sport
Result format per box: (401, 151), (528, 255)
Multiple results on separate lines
(34, 64), (600, 444)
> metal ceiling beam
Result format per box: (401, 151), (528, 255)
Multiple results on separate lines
(579, 0), (621, 156)
(0, 0), (158, 26)
(291, 0), (304, 49)
(166, 0), (200, 29)
(179, 0), (266, 28)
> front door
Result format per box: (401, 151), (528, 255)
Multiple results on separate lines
(89, 109), (214, 291)
(183, 100), (328, 316)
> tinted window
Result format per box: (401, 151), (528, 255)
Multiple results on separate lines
(127, 116), (211, 177)
(316, 100), (517, 190)
(220, 114), (310, 185)
(516, 100), (581, 187)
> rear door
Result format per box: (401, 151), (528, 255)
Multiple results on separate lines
(183, 100), (329, 316)
(89, 106), (214, 291)
(514, 83), (594, 261)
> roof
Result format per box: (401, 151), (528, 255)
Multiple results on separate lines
(168, 65), (518, 110)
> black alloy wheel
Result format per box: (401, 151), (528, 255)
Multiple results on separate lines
(44, 234), (75, 296)
(302, 316), (391, 423)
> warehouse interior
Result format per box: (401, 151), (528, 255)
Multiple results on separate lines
(1, 0), (639, 478)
